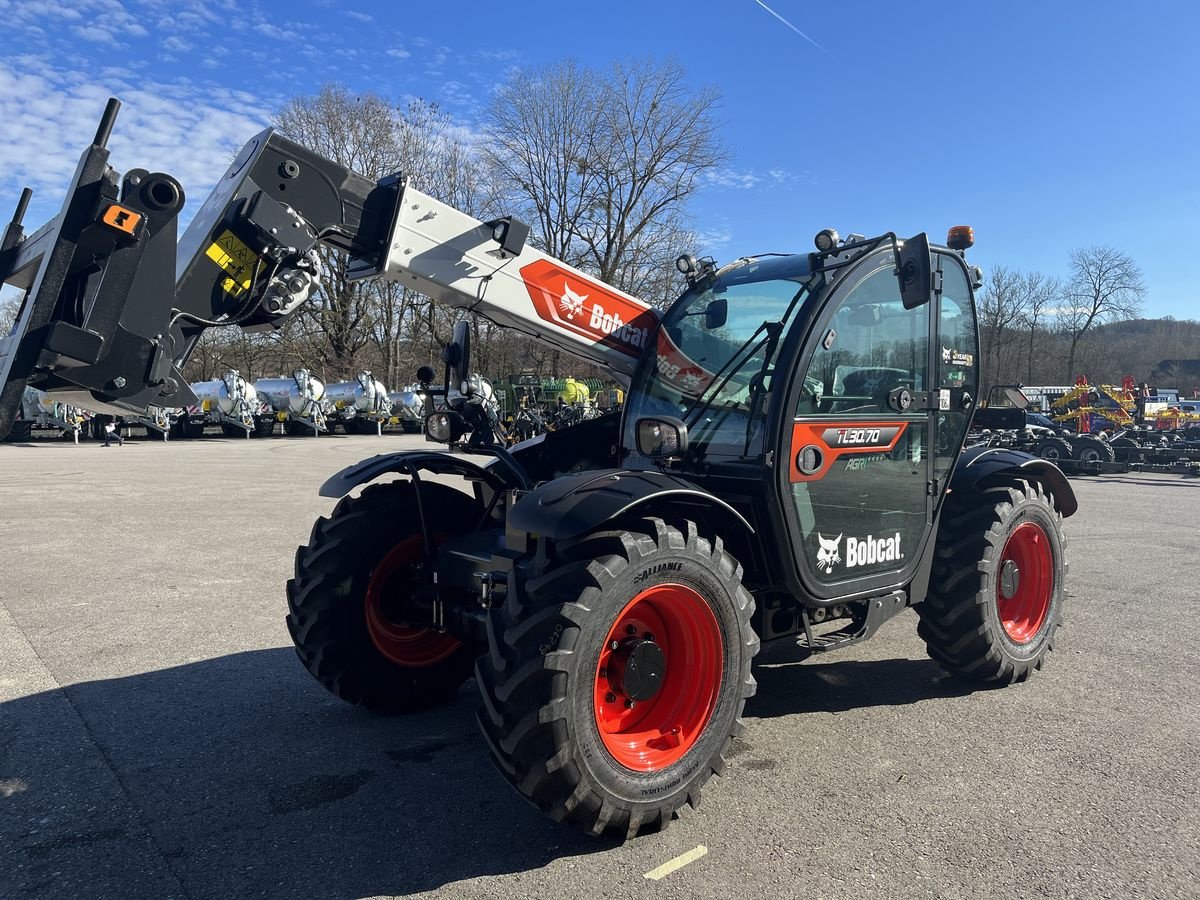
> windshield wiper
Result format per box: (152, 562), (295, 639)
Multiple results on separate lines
(680, 320), (772, 428)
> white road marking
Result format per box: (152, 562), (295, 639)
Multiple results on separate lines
(643, 844), (708, 881)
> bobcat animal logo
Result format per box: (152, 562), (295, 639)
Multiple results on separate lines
(816, 533), (842, 574)
(559, 283), (588, 319)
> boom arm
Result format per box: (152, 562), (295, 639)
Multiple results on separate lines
(0, 100), (658, 434)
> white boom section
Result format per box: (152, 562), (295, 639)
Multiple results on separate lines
(349, 184), (659, 381)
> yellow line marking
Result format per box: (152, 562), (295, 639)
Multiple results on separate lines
(643, 845), (708, 881)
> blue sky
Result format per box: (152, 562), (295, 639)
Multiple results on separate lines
(1, 0), (1196, 318)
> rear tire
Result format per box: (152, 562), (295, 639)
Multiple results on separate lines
(3, 420), (32, 442)
(1032, 437), (1072, 462)
(253, 417), (276, 437)
(1070, 436), (1115, 463)
(220, 423), (250, 438)
(286, 481), (481, 712)
(475, 518), (758, 840)
(918, 479), (1067, 683)
(284, 420), (317, 436)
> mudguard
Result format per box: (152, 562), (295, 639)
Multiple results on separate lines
(318, 450), (509, 498)
(950, 446), (1078, 517)
(506, 468), (754, 542)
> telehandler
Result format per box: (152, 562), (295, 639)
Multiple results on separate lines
(0, 100), (1074, 839)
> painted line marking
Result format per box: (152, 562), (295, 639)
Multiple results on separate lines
(643, 844), (708, 881)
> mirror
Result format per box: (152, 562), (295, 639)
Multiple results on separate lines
(442, 318), (472, 397)
(1003, 387), (1029, 410)
(415, 365), (435, 386)
(896, 232), (932, 310)
(704, 297), (728, 330)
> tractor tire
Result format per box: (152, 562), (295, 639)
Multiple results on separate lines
(3, 420), (32, 442)
(286, 481), (481, 712)
(918, 479), (1067, 684)
(1070, 436), (1115, 464)
(475, 518), (759, 840)
(253, 417), (276, 437)
(284, 420), (317, 437)
(220, 423), (250, 438)
(1032, 437), (1072, 463)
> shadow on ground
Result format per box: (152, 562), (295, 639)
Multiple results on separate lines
(745, 643), (980, 719)
(0, 648), (609, 899)
(2, 642), (986, 898)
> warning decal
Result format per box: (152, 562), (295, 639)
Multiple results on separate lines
(205, 229), (259, 297)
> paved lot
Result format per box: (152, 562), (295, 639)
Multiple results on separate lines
(1, 435), (1197, 899)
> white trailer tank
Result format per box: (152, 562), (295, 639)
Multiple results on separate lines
(254, 370), (326, 415)
(189, 370), (261, 417)
(325, 371), (389, 416)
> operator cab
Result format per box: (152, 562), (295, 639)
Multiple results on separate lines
(621, 229), (981, 609)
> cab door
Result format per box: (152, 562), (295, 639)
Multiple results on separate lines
(779, 254), (935, 599)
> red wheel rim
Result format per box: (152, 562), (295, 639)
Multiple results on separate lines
(594, 583), (723, 772)
(996, 522), (1053, 643)
(364, 535), (461, 667)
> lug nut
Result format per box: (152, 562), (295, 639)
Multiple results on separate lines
(605, 693), (616, 703)
(644, 632), (654, 641)
(626, 624), (638, 635)
(625, 700), (636, 709)
(610, 640), (619, 650)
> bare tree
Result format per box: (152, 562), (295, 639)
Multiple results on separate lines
(481, 57), (727, 300)
(1021, 274), (1058, 384)
(273, 86), (403, 379)
(1061, 246), (1145, 381)
(977, 266), (1029, 392)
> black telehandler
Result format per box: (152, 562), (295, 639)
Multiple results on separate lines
(0, 100), (1074, 839)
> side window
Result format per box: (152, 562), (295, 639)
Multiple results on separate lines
(934, 259), (979, 483)
(796, 267), (929, 417)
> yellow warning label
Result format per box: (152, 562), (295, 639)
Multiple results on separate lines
(205, 229), (259, 297)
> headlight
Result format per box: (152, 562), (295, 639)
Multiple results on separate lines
(426, 411), (466, 443)
(636, 416), (689, 459)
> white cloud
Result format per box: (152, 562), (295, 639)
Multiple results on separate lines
(345, 10), (373, 22)
(387, 47), (411, 60)
(0, 57), (272, 229)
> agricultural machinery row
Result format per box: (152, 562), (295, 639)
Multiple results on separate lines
(2, 367), (426, 441)
(969, 380), (1200, 476)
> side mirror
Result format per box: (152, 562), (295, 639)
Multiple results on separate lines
(896, 232), (932, 310)
(442, 319), (472, 396)
(636, 416), (689, 459)
(704, 297), (728, 330)
(1003, 387), (1029, 410)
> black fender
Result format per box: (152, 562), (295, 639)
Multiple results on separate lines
(506, 468), (755, 542)
(950, 446), (1078, 517)
(318, 450), (510, 499)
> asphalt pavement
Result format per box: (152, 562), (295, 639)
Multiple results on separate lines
(1, 434), (1197, 899)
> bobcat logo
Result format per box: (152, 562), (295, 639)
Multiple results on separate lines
(559, 283), (588, 319)
(816, 533), (842, 574)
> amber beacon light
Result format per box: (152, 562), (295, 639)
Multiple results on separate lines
(947, 225), (975, 250)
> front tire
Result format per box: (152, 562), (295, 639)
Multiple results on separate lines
(286, 481), (481, 711)
(918, 479), (1067, 683)
(475, 518), (758, 839)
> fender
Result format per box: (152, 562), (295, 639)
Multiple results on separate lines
(506, 468), (755, 542)
(950, 446), (1078, 517)
(318, 450), (510, 498)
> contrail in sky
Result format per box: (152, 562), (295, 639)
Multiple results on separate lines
(752, 0), (831, 56)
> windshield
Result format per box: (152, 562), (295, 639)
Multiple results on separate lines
(625, 255), (812, 464)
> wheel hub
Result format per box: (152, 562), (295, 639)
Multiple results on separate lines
(999, 559), (1021, 600)
(607, 638), (666, 703)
